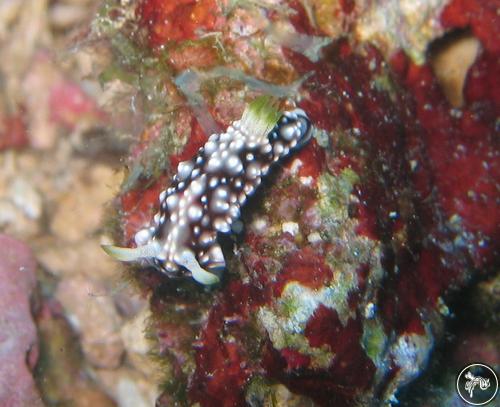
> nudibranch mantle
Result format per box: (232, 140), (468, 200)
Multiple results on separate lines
(103, 97), (312, 285)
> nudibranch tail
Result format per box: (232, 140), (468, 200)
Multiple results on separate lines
(175, 250), (220, 285)
(104, 96), (312, 285)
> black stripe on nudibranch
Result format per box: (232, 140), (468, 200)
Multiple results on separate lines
(102, 97), (312, 285)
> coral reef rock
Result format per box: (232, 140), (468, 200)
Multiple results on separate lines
(96, 0), (499, 405)
(0, 235), (43, 406)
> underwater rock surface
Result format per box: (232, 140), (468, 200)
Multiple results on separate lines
(0, 235), (43, 406)
(96, 0), (499, 405)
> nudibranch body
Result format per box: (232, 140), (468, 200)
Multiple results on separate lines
(103, 98), (312, 285)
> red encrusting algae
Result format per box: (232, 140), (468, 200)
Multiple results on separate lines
(441, 0), (499, 53)
(137, 0), (223, 48)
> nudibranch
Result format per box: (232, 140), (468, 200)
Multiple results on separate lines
(103, 97), (312, 285)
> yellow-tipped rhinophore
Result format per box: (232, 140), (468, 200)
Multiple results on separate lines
(241, 95), (281, 141)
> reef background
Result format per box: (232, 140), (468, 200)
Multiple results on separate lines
(0, 0), (498, 406)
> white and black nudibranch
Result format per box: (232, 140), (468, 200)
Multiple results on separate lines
(103, 97), (312, 285)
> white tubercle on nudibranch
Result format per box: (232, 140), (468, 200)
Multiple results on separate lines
(103, 97), (312, 285)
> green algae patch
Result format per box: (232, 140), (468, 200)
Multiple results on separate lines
(372, 73), (399, 102)
(245, 375), (317, 407)
(317, 168), (360, 223)
(362, 318), (388, 365)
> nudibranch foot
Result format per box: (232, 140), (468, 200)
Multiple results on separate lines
(101, 241), (161, 262)
(104, 96), (312, 285)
